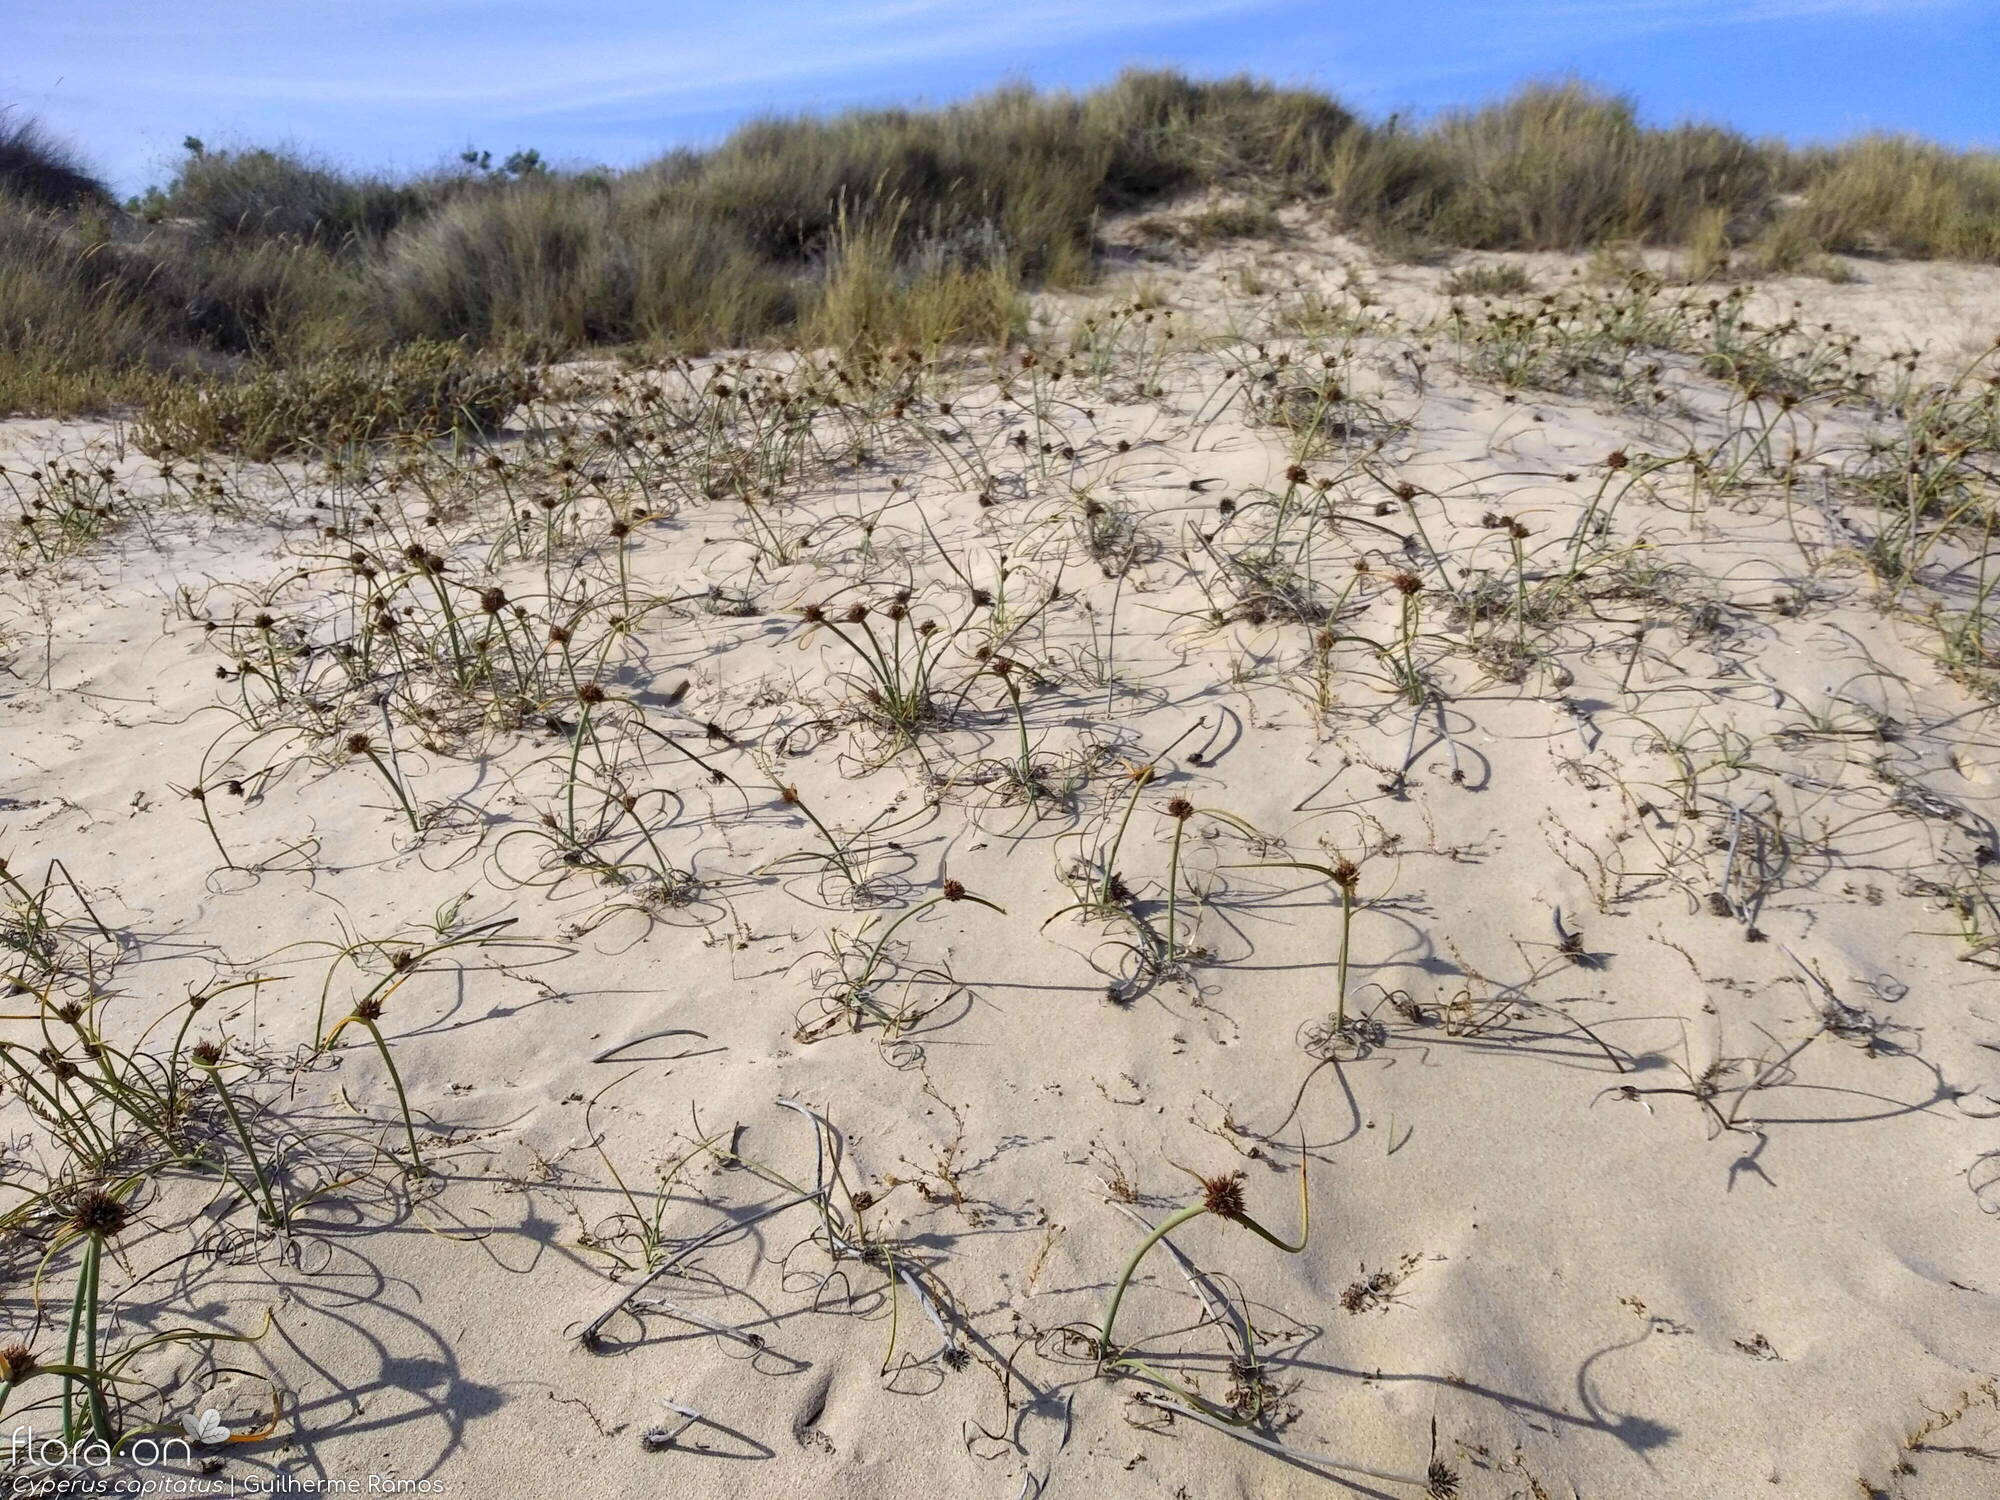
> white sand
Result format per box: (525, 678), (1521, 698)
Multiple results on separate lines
(4, 222), (1999, 1498)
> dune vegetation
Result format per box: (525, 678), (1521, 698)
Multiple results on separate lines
(4, 73), (2000, 422)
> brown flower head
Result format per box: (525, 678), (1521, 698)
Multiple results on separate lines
(941, 879), (968, 902)
(66, 1189), (130, 1239)
(1167, 797), (1195, 821)
(1198, 1171), (1247, 1220)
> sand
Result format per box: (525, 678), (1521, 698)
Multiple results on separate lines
(4, 216), (1999, 1499)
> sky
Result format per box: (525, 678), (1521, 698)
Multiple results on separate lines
(9, 0), (1996, 195)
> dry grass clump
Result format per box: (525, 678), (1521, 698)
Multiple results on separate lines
(0, 113), (109, 212)
(133, 144), (426, 244)
(0, 202), (168, 414)
(1421, 83), (1772, 249)
(136, 341), (525, 461)
(4, 71), (2000, 425)
(1765, 135), (2000, 263)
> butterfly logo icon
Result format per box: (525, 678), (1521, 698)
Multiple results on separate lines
(181, 1409), (233, 1446)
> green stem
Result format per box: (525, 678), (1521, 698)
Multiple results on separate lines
(357, 1017), (425, 1176)
(1098, 1204), (1207, 1357)
(1097, 776), (1149, 909)
(202, 1064), (282, 1225)
(363, 747), (421, 833)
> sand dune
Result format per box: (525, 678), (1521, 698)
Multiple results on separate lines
(4, 218), (1998, 1498)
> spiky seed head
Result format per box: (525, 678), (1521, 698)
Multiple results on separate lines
(778, 785), (800, 806)
(345, 733), (372, 756)
(1332, 858), (1361, 892)
(843, 604), (868, 624)
(578, 682), (607, 705)
(884, 602), (908, 622)
(353, 996), (386, 1022)
(1200, 1172), (1247, 1220)
(548, 625), (572, 645)
(941, 879), (967, 902)
(1606, 449), (1629, 470)
(479, 586), (508, 615)
(1167, 797), (1195, 821)
(67, 1189), (130, 1239)
(1392, 571), (1423, 596)
(190, 1041), (224, 1067)
(0, 1344), (37, 1383)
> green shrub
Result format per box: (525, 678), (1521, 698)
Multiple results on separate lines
(136, 341), (523, 460)
(1445, 261), (1537, 297)
(148, 146), (425, 244)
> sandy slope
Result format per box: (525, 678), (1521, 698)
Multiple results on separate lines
(4, 224), (1999, 1499)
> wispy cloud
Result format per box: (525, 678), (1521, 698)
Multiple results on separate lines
(20, 1), (1279, 114)
(8, 0), (1983, 189)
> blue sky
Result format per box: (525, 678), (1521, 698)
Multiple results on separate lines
(9, 0), (1995, 194)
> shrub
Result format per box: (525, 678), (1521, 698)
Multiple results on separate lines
(148, 145), (424, 244)
(1418, 82), (1771, 249)
(373, 178), (631, 350)
(1445, 262), (1537, 297)
(0, 203), (168, 415)
(1772, 136), (2000, 261)
(0, 114), (108, 211)
(136, 341), (523, 460)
